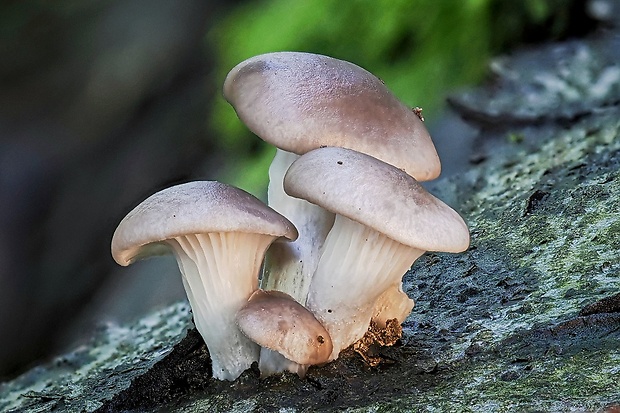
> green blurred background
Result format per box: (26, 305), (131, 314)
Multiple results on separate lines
(0, 0), (596, 379)
(208, 0), (592, 196)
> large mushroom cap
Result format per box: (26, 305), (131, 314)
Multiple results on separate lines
(223, 51), (440, 180)
(284, 147), (469, 253)
(111, 181), (298, 266)
(236, 289), (333, 365)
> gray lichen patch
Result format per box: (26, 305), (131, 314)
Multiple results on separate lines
(0, 303), (192, 413)
(395, 107), (620, 410)
(448, 36), (620, 122)
(413, 110), (620, 359)
(418, 346), (620, 412)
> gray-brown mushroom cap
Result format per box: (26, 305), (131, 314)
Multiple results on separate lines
(283, 147), (469, 253)
(223, 51), (440, 181)
(236, 289), (333, 365)
(111, 181), (298, 266)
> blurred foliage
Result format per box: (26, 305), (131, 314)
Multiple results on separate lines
(206, 0), (593, 197)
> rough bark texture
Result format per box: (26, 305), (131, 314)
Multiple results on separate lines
(2, 28), (620, 413)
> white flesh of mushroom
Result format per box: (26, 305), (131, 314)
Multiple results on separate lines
(306, 215), (424, 360)
(372, 283), (415, 328)
(258, 348), (309, 377)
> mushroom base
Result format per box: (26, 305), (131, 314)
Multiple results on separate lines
(372, 283), (415, 328)
(306, 215), (424, 360)
(169, 232), (274, 381)
(258, 348), (309, 378)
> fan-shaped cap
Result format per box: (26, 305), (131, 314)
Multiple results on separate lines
(236, 289), (333, 365)
(111, 181), (298, 266)
(223, 52), (440, 181)
(284, 147), (469, 253)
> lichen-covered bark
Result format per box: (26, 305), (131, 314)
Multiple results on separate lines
(0, 303), (194, 412)
(2, 31), (620, 413)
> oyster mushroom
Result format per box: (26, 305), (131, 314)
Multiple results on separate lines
(111, 181), (297, 380)
(284, 147), (469, 359)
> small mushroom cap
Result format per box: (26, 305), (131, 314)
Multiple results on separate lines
(236, 289), (333, 365)
(223, 51), (440, 181)
(111, 181), (298, 266)
(284, 147), (469, 253)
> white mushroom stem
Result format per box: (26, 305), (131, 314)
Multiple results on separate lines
(262, 149), (335, 302)
(261, 149), (335, 374)
(167, 232), (275, 381)
(306, 215), (424, 360)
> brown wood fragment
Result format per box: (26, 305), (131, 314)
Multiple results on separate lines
(579, 292), (620, 316)
(352, 319), (403, 367)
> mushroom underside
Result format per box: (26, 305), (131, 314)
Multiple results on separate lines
(305, 214), (424, 360)
(167, 231), (276, 381)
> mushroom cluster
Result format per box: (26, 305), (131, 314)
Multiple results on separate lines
(111, 52), (469, 381)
